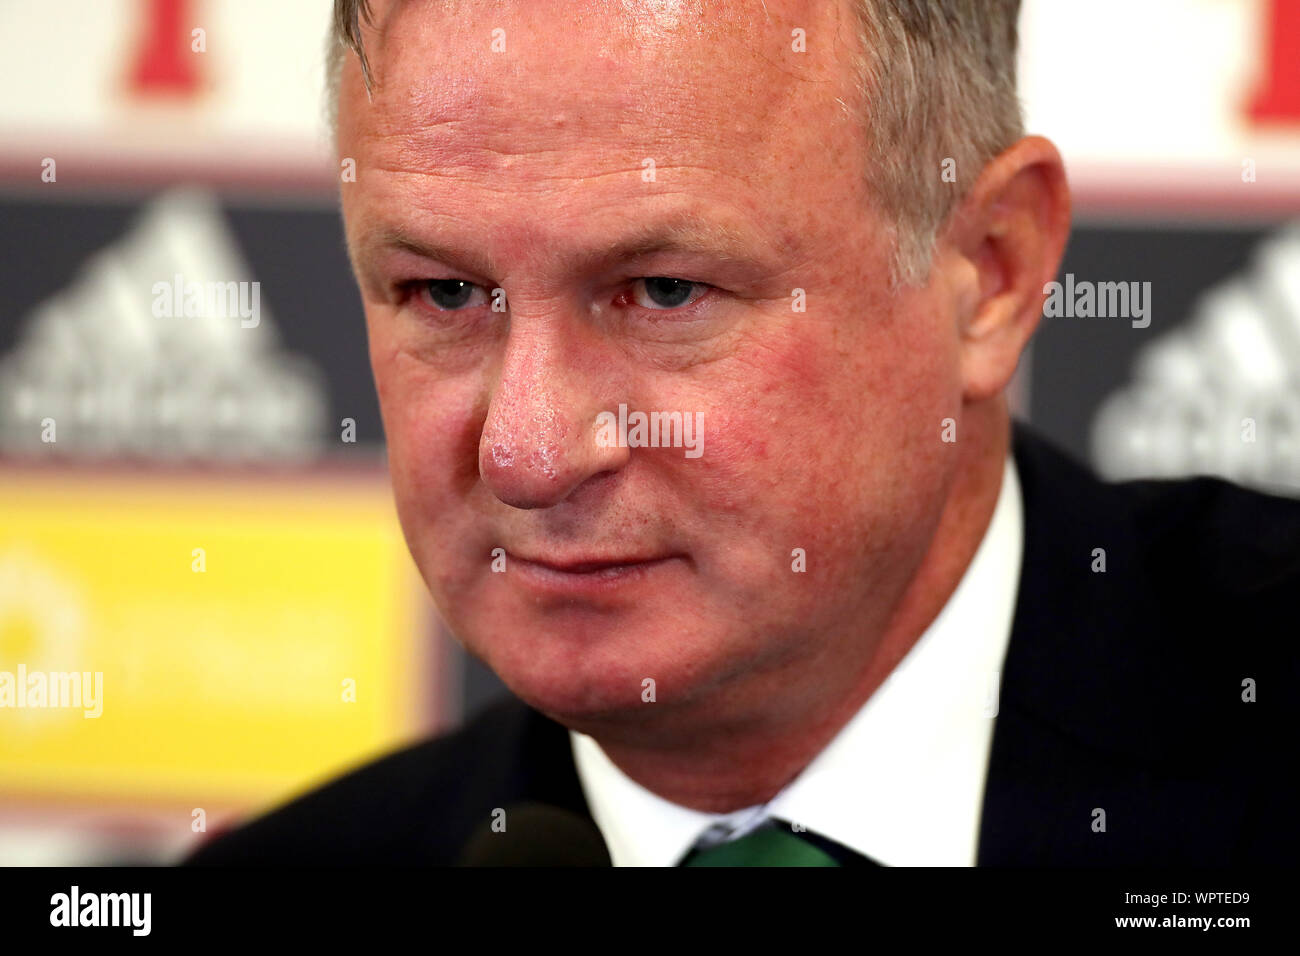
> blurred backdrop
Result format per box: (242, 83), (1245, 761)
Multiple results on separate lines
(0, 0), (1297, 864)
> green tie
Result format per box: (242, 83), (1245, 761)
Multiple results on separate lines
(681, 821), (841, 867)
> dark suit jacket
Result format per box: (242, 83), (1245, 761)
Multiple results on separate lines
(187, 424), (1300, 865)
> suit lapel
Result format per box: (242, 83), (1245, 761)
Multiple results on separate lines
(977, 424), (1247, 864)
(513, 703), (595, 821)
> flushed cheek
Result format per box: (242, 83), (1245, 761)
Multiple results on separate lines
(680, 420), (914, 641)
(379, 345), (484, 473)
(673, 352), (935, 603)
(377, 368), (487, 565)
(667, 407), (824, 599)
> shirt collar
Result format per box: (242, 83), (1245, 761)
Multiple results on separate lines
(572, 456), (1024, 866)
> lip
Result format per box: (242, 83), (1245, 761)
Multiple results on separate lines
(506, 550), (685, 597)
(517, 553), (671, 573)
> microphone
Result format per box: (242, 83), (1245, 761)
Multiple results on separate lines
(458, 803), (612, 866)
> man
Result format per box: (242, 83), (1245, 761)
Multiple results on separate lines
(189, 0), (1298, 866)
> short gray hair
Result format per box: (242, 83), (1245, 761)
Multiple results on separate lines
(326, 0), (1023, 287)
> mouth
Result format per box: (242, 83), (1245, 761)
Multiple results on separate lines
(518, 554), (672, 573)
(506, 550), (686, 596)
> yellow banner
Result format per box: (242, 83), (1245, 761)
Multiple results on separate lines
(0, 467), (441, 809)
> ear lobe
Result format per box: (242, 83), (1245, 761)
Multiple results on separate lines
(952, 136), (1072, 402)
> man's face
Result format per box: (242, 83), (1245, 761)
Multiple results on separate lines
(340, 0), (965, 723)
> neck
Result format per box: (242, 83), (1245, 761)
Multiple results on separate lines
(577, 403), (1013, 813)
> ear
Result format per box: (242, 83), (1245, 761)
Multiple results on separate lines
(941, 136), (1071, 403)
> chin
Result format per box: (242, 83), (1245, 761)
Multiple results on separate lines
(459, 609), (721, 725)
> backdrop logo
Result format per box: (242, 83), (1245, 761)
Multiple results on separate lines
(0, 189), (326, 462)
(0, 549), (91, 727)
(1091, 223), (1300, 495)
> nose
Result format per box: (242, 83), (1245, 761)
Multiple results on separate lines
(478, 320), (628, 509)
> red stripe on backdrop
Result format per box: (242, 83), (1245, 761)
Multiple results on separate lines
(1249, 0), (1300, 124)
(128, 0), (202, 98)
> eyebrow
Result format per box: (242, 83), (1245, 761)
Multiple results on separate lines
(598, 217), (758, 263)
(357, 214), (769, 279)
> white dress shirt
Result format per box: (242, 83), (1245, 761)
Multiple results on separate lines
(571, 456), (1024, 866)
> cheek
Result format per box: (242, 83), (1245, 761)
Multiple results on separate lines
(368, 325), (485, 528)
(674, 309), (957, 590)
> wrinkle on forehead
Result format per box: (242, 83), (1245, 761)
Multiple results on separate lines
(619, 0), (688, 25)
(350, 0), (858, 131)
(340, 3), (865, 197)
(364, 0), (747, 53)
(337, 0), (875, 275)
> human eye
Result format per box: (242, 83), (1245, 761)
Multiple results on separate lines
(627, 277), (711, 311)
(417, 278), (491, 311)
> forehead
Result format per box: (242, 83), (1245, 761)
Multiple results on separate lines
(343, 0), (864, 179)
(337, 0), (873, 270)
